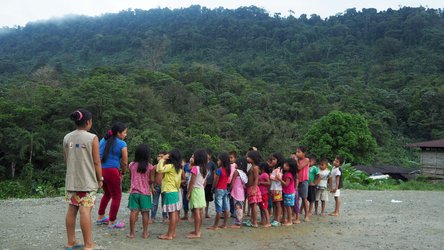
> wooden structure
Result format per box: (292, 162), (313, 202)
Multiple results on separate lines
(407, 139), (444, 179)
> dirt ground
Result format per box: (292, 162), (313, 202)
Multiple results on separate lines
(1, 190), (443, 250)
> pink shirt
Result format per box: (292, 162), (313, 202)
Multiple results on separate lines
(190, 166), (205, 189)
(298, 158), (310, 182)
(282, 172), (295, 194)
(258, 172), (269, 195)
(129, 162), (154, 195)
(230, 171), (245, 201)
(227, 163), (237, 183)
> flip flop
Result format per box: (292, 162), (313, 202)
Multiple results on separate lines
(108, 221), (125, 229)
(66, 244), (84, 250)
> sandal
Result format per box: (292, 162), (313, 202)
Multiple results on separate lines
(95, 216), (109, 225)
(65, 243), (84, 250)
(271, 220), (281, 227)
(108, 221), (125, 229)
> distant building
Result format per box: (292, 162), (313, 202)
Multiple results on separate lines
(407, 139), (444, 179)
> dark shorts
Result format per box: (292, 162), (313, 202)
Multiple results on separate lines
(298, 181), (308, 198)
(308, 185), (317, 203)
(205, 184), (214, 202)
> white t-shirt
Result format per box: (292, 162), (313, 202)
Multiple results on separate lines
(331, 167), (341, 190)
(318, 169), (330, 189)
(269, 167), (283, 191)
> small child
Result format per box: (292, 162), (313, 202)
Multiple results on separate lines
(151, 150), (168, 224)
(186, 149), (208, 238)
(277, 158), (297, 226)
(127, 144), (155, 239)
(229, 157), (248, 228)
(296, 146), (310, 222)
(181, 159), (191, 221)
(245, 150), (262, 228)
(308, 155), (320, 215)
(329, 155), (343, 216)
(258, 162), (271, 227)
(208, 152), (231, 230)
(228, 151), (238, 218)
(315, 158), (330, 216)
(268, 152), (284, 227)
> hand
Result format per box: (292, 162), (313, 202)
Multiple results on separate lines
(186, 192), (191, 201)
(330, 189), (336, 193)
(190, 157), (194, 165)
(98, 180), (103, 188)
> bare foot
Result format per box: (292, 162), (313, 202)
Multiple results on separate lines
(148, 220), (155, 224)
(262, 223), (271, 228)
(218, 225), (228, 229)
(158, 234), (173, 240)
(329, 213), (339, 216)
(305, 217), (310, 222)
(181, 217), (189, 221)
(188, 231), (196, 235)
(321, 213), (326, 217)
(126, 234), (135, 239)
(142, 232), (150, 239)
(230, 225), (241, 229)
(187, 233), (201, 239)
(283, 222), (293, 226)
(207, 226), (219, 230)
(293, 220), (301, 224)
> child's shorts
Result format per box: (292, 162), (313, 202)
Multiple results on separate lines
(308, 185), (317, 203)
(128, 193), (152, 212)
(316, 188), (329, 201)
(271, 190), (283, 202)
(65, 191), (96, 207)
(205, 184), (214, 202)
(298, 181), (308, 198)
(215, 189), (229, 213)
(259, 193), (269, 210)
(247, 186), (262, 205)
(332, 189), (341, 197)
(283, 193), (295, 207)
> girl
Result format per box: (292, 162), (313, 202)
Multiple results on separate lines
(127, 144), (155, 239)
(96, 122), (128, 229)
(277, 158), (297, 226)
(186, 149), (208, 238)
(296, 146), (310, 222)
(245, 150), (262, 228)
(208, 152), (231, 230)
(268, 152), (284, 226)
(156, 149), (183, 240)
(229, 157), (248, 228)
(64, 109), (103, 250)
(258, 162), (271, 227)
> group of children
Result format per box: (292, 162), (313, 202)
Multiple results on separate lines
(120, 144), (343, 240)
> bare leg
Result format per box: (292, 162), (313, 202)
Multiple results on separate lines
(220, 210), (229, 228)
(141, 211), (150, 238)
(302, 198), (309, 221)
(329, 197), (340, 216)
(321, 200), (326, 216)
(159, 211), (176, 240)
(283, 207), (292, 226)
(315, 201), (319, 215)
(205, 202), (210, 218)
(188, 208), (202, 238)
(208, 212), (221, 230)
(127, 210), (138, 239)
(65, 205), (79, 248)
(79, 206), (94, 249)
(262, 208), (271, 227)
(251, 203), (258, 226)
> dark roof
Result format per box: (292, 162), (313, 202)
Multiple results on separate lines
(406, 139), (444, 148)
(355, 165), (420, 180)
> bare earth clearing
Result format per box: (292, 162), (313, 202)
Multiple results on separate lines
(1, 190), (443, 250)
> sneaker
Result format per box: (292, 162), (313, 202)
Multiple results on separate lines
(271, 220), (281, 227)
(108, 221), (125, 229)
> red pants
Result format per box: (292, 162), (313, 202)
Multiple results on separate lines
(98, 168), (122, 221)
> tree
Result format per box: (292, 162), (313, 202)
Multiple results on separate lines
(303, 111), (377, 164)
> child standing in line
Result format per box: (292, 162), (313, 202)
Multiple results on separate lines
(308, 155), (320, 215)
(186, 149), (208, 239)
(151, 151), (168, 224)
(329, 155), (343, 216)
(204, 149), (216, 219)
(269, 152), (284, 227)
(229, 157), (248, 228)
(277, 158), (297, 226)
(127, 144), (155, 239)
(228, 151), (238, 218)
(181, 159), (191, 221)
(156, 149), (183, 240)
(292, 168), (300, 224)
(245, 150), (262, 228)
(258, 162), (271, 227)
(296, 146), (310, 222)
(316, 158), (330, 216)
(208, 152), (231, 230)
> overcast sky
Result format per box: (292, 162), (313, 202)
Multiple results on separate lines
(1, 0), (443, 27)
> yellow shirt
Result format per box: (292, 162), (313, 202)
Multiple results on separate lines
(156, 159), (182, 193)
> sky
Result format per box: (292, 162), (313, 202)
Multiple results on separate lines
(1, 0), (443, 27)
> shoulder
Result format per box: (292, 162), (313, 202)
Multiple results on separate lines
(116, 138), (127, 147)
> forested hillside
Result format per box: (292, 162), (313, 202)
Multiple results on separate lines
(0, 6), (443, 194)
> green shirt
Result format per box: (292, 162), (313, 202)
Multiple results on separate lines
(308, 165), (320, 184)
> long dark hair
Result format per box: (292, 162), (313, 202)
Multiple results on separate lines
(166, 149), (182, 173)
(259, 162), (271, 174)
(101, 122), (127, 163)
(218, 152), (231, 177)
(70, 109), (92, 127)
(193, 149), (208, 178)
(271, 152), (285, 168)
(247, 150), (262, 166)
(134, 144), (150, 174)
(284, 158), (298, 179)
(236, 157), (248, 173)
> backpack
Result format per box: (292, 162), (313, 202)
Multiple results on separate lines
(237, 169), (248, 184)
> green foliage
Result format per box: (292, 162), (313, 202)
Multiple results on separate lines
(303, 111), (377, 164)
